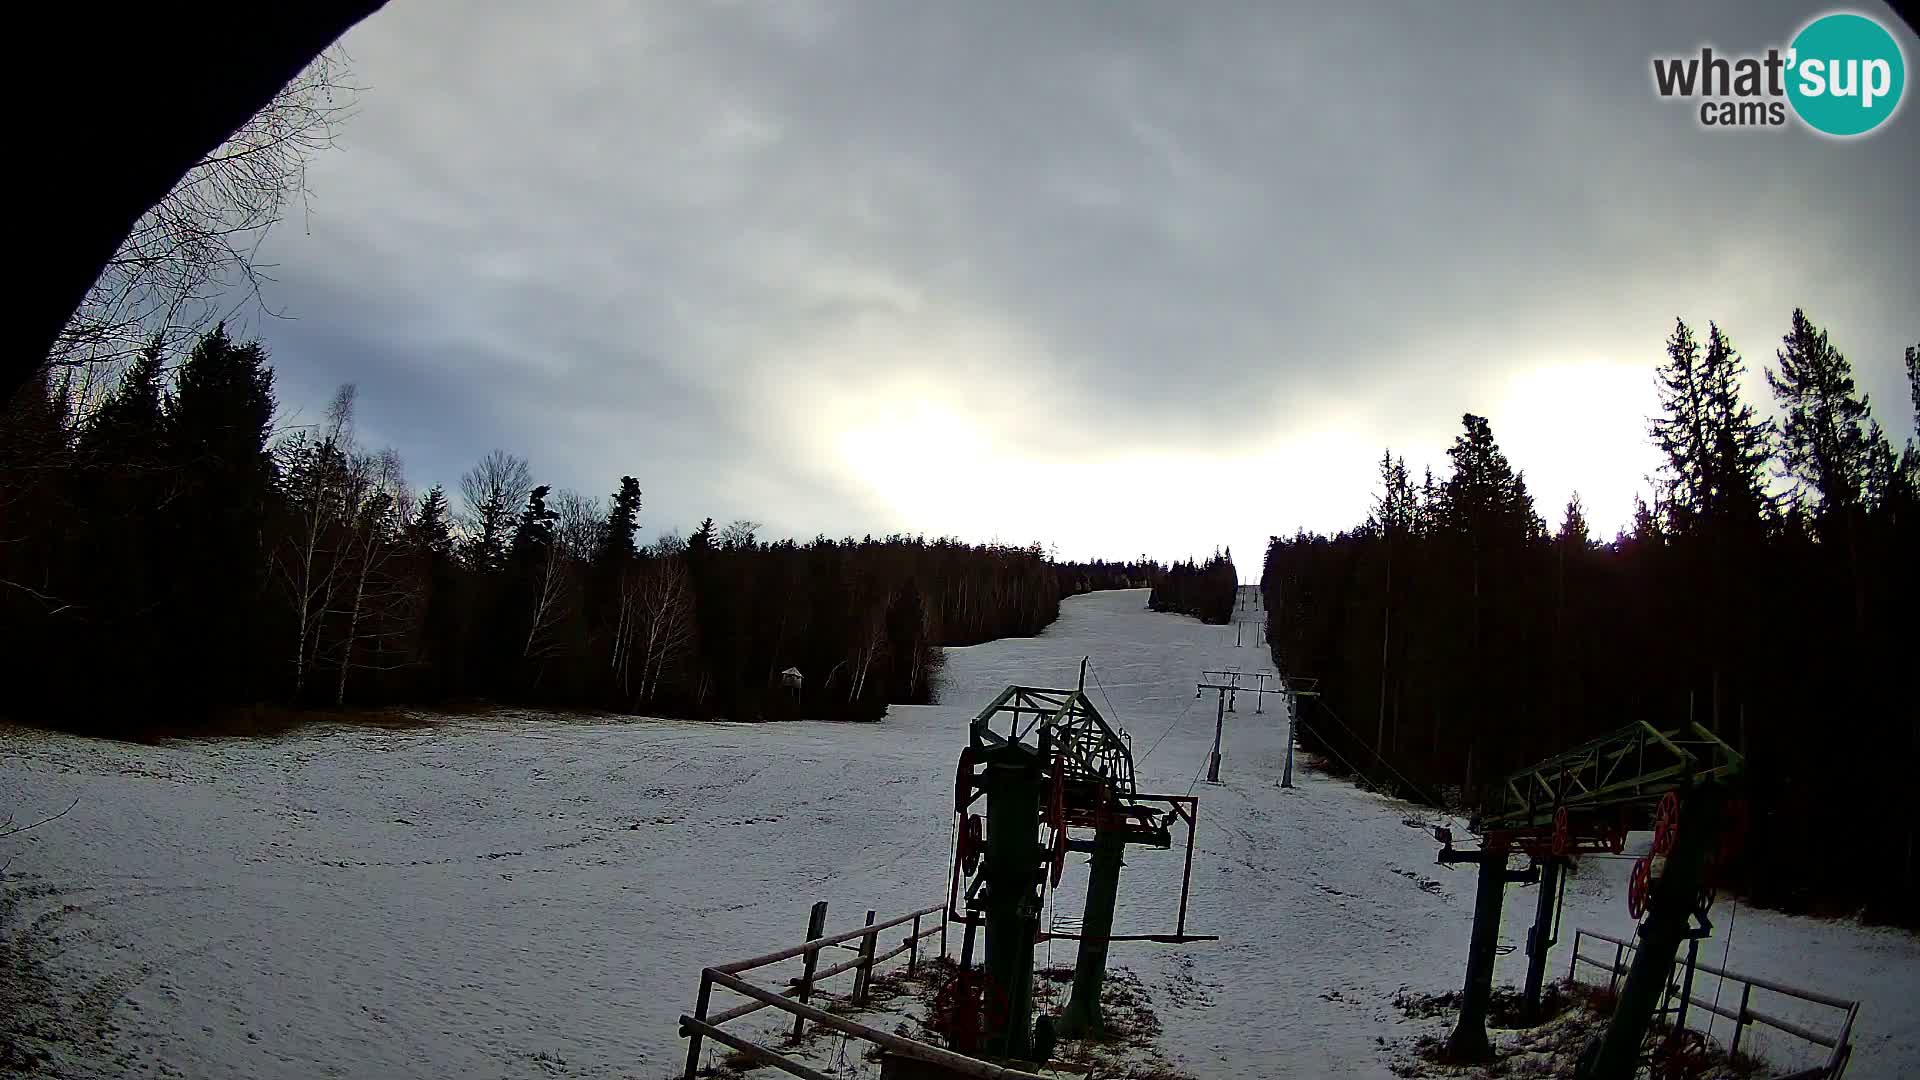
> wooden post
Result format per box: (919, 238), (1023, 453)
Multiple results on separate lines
(1730, 983), (1753, 1057)
(908, 913), (922, 974)
(791, 900), (829, 1040)
(683, 969), (714, 1080)
(939, 904), (948, 962)
(1609, 941), (1624, 996)
(852, 909), (878, 1006)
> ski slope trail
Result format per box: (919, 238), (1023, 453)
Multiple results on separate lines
(3, 589), (1916, 1078)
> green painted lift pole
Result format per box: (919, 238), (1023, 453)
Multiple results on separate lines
(1522, 856), (1564, 1021)
(1060, 819), (1126, 1036)
(1579, 786), (1724, 1080)
(980, 740), (1044, 1060)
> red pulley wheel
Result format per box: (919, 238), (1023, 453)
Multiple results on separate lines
(954, 746), (976, 815)
(959, 814), (983, 876)
(1628, 855), (1653, 920)
(1552, 806), (1571, 856)
(1653, 791), (1680, 856)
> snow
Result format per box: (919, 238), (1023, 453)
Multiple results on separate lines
(3, 588), (1916, 1079)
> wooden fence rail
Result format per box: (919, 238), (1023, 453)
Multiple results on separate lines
(1567, 928), (1860, 1078)
(683, 900), (1010, 1080)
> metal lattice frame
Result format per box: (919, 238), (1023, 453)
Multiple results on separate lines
(970, 685), (1136, 799)
(1483, 721), (1745, 830)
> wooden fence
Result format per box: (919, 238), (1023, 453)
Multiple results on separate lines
(679, 901), (1050, 1080)
(1568, 927), (1860, 1078)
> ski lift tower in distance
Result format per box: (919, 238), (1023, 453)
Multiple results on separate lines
(1195, 669), (1283, 782)
(948, 662), (1213, 1059)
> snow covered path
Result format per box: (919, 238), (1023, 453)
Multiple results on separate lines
(3, 589), (1916, 1078)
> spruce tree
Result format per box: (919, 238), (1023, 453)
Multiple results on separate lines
(1556, 494), (1591, 549)
(601, 476), (641, 563)
(80, 341), (167, 465)
(1903, 345), (1919, 487)
(1438, 414), (1539, 542)
(510, 485), (558, 560)
(1651, 318), (1711, 529)
(161, 325), (278, 705)
(1767, 309), (1873, 521)
(408, 486), (455, 558)
(1653, 319), (1772, 531)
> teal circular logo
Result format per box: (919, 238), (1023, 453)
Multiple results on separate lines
(1786, 13), (1906, 136)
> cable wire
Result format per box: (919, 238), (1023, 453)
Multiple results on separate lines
(1307, 695), (1440, 804)
(1707, 896), (1740, 1044)
(1089, 662), (1123, 727)
(1137, 694), (1199, 764)
(1185, 743), (1212, 795)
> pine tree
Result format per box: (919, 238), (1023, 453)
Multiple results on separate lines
(1651, 318), (1711, 530)
(407, 484), (461, 694)
(689, 517), (716, 554)
(1371, 451), (1416, 538)
(161, 325), (278, 704)
(1902, 345), (1919, 488)
(80, 341), (167, 465)
(510, 485), (558, 559)
(1556, 494), (1591, 549)
(1907, 344), (1920, 421)
(408, 486), (455, 558)
(601, 476), (641, 563)
(1767, 309), (1873, 521)
(1437, 414), (1540, 542)
(1653, 319), (1772, 531)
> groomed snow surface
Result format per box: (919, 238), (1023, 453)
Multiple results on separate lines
(3, 589), (1915, 1079)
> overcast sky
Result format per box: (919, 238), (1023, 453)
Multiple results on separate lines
(244, 1), (1919, 574)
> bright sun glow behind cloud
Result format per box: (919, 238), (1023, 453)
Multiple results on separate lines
(832, 392), (1387, 575)
(825, 362), (1668, 576)
(1491, 360), (1664, 536)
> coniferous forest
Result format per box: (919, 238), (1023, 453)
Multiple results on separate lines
(0, 328), (1163, 730)
(1147, 553), (1240, 624)
(1263, 312), (1919, 925)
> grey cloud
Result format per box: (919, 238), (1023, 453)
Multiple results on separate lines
(248, 0), (1919, 557)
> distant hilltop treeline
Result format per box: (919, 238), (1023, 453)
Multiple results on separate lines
(0, 328), (1162, 729)
(1264, 311), (1919, 926)
(1146, 553), (1238, 625)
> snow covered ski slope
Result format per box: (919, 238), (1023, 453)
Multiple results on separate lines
(3, 589), (1916, 1078)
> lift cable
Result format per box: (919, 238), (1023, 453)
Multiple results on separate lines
(1306, 694), (1441, 805)
(1706, 896), (1741, 1044)
(1292, 719), (1378, 786)
(1136, 693), (1199, 765)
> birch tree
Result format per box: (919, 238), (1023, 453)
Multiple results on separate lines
(273, 386), (354, 699)
(635, 554), (696, 703)
(331, 447), (411, 705)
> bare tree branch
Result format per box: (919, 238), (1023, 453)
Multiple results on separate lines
(50, 49), (360, 410)
(1, 798), (80, 839)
